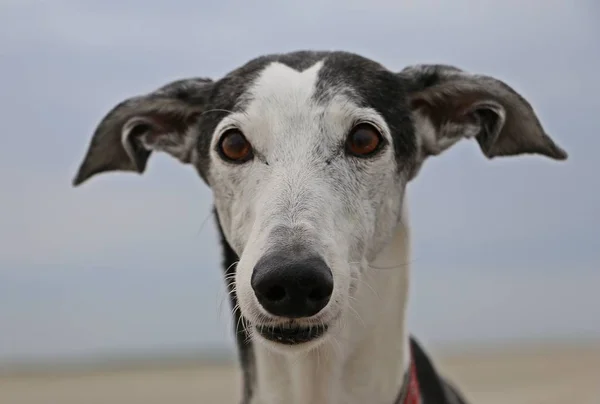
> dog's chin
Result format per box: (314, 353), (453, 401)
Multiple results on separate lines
(255, 323), (328, 347)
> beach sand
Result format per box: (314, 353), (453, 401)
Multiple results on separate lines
(2, 343), (599, 404)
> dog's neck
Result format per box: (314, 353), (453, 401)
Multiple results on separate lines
(250, 206), (411, 404)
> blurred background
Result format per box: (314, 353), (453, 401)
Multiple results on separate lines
(1, 1), (599, 403)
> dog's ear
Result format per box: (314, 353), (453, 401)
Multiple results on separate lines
(398, 64), (567, 176)
(72, 78), (214, 186)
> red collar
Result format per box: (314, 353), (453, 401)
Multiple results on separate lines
(395, 349), (421, 404)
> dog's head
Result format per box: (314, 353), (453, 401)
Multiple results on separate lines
(73, 51), (566, 350)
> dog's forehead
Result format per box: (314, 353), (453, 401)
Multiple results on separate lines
(212, 52), (394, 109)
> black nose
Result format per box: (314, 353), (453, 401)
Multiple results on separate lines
(251, 253), (334, 318)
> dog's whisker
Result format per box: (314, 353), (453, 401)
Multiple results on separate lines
(354, 276), (380, 301)
(195, 210), (214, 237)
(348, 258), (419, 271)
(346, 296), (366, 329)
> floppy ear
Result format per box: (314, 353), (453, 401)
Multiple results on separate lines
(72, 78), (214, 186)
(398, 64), (567, 177)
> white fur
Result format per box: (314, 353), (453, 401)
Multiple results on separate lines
(207, 61), (410, 404)
(250, 210), (412, 404)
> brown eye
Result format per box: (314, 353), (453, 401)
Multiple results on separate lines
(218, 129), (253, 163)
(346, 123), (382, 157)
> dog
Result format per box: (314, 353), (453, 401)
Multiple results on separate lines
(72, 50), (567, 404)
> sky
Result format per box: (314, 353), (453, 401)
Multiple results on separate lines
(0, 0), (599, 364)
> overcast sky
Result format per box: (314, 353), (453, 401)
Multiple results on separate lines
(1, 0), (598, 364)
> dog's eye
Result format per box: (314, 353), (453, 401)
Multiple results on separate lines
(346, 123), (382, 157)
(218, 129), (253, 163)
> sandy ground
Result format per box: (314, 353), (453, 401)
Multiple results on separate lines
(1, 344), (599, 404)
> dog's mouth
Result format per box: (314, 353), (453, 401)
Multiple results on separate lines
(255, 323), (328, 345)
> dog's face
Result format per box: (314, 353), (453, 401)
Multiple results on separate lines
(73, 51), (567, 351)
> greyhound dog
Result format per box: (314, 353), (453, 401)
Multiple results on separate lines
(73, 50), (567, 404)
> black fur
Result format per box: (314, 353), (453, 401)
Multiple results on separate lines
(409, 337), (469, 404)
